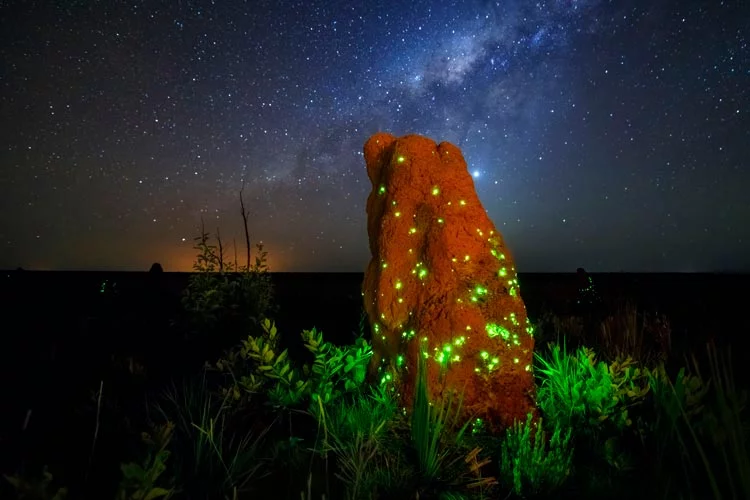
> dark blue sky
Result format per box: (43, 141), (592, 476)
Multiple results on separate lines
(1, 0), (748, 272)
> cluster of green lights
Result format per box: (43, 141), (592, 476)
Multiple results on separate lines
(401, 328), (416, 341)
(471, 417), (485, 435)
(486, 322), (511, 341)
(431, 335), (468, 366)
(476, 350), (501, 373)
(367, 153), (537, 385)
(410, 261), (428, 280)
(470, 284), (489, 303)
(486, 322), (524, 347)
(507, 312), (519, 326)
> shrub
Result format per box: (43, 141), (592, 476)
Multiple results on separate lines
(211, 318), (373, 412)
(181, 229), (276, 348)
(498, 414), (573, 497)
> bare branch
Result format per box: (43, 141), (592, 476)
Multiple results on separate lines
(216, 227), (224, 272)
(240, 179), (251, 270)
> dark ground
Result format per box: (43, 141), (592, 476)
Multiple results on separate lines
(0, 270), (748, 496)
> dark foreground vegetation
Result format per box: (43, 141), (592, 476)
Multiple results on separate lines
(1, 237), (748, 499)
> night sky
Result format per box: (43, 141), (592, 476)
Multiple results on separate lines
(1, 1), (748, 272)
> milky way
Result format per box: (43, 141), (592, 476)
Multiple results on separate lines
(1, 0), (748, 272)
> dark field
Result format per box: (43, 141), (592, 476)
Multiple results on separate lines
(1, 270), (748, 499)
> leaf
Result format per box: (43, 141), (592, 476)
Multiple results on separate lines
(144, 487), (172, 500)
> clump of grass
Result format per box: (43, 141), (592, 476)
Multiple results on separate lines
(651, 342), (749, 500)
(312, 386), (396, 499)
(498, 414), (573, 497)
(154, 374), (270, 499)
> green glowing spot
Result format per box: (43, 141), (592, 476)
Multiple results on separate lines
(396, 355), (405, 367)
(379, 313), (386, 320)
(525, 364), (531, 372)
(459, 199), (466, 206)
(394, 280), (402, 290)
(398, 297), (403, 303)
(498, 267), (507, 277)
(391, 200), (397, 206)
(471, 418), (485, 435)
(418, 268), (428, 279)
(486, 323), (511, 341)
(397, 156), (405, 163)
(402, 329), (416, 341)
(437, 217), (444, 224)
(475, 285), (488, 295)
(509, 312), (519, 326)
(509, 287), (517, 297)
(394, 211), (401, 217)
(513, 358), (519, 364)
(464, 255), (470, 261)
(381, 262), (388, 269)
(409, 227), (417, 234)
(526, 325), (534, 336)
(478, 353), (501, 372)
(373, 323), (380, 332)
(378, 185), (386, 195)
(431, 186), (440, 196)
(453, 336), (466, 346)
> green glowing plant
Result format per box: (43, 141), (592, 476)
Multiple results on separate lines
(302, 327), (372, 405)
(211, 319), (373, 411)
(116, 422), (175, 500)
(498, 414), (573, 497)
(535, 343), (649, 437)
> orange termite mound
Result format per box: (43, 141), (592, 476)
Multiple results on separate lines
(362, 132), (536, 432)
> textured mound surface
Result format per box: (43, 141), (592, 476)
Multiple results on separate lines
(362, 132), (536, 432)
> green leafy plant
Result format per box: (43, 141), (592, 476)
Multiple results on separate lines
(181, 226), (275, 346)
(498, 414), (573, 497)
(535, 343), (648, 437)
(211, 318), (373, 411)
(302, 327), (371, 406)
(116, 422), (175, 500)
(3, 466), (67, 500)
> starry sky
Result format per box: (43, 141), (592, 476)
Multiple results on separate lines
(1, 0), (748, 272)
